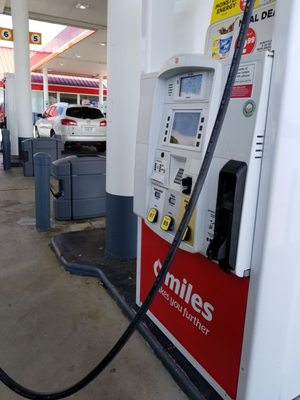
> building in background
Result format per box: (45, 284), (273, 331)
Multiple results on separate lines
(0, 14), (108, 124)
(0, 46), (107, 125)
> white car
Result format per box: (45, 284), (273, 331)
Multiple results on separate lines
(34, 103), (107, 151)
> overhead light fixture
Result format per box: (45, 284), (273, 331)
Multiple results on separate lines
(99, 42), (106, 47)
(59, 63), (64, 66)
(75, 2), (90, 10)
(75, 54), (81, 58)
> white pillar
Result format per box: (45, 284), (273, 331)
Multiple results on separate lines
(142, 0), (174, 73)
(43, 67), (49, 110)
(98, 73), (104, 110)
(4, 73), (18, 155)
(11, 0), (33, 151)
(142, 0), (214, 73)
(105, 0), (142, 257)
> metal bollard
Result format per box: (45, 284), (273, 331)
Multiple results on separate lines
(2, 129), (11, 170)
(34, 152), (51, 231)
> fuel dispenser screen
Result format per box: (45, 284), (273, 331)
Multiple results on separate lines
(179, 74), (203, 97)
(169, 111), (201, 147)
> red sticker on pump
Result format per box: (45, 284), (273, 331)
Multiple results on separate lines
(243, 27), (257, 55)
(231, 84), (253, 98)
(240, 0), (247, 11)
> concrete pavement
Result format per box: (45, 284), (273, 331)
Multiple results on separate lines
(0, 159), (188, 400)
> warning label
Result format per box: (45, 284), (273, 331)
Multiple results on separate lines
(232, 63), (255, 98)
(236, 63), (255, 84)
(231, 84), (253, 98)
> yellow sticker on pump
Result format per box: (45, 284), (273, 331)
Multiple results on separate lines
(160, 215), (173, 231)
(210, 0), (275, 24)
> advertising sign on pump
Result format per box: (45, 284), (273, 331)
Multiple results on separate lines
(206, 1), (276, 60)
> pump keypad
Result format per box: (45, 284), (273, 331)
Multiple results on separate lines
(147, 208), (158, 223)
(161, 215), (174, 231)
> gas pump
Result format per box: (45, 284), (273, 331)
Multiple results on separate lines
(134, 43), (273, 400)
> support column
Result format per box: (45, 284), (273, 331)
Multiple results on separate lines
(106, 0), (142, 258)
(4, 73), (18, 155)
(98, 73), (104, 111)
(43, 67), (49, 110)
(142, 0), (214, 73)
(11, 0), (33, 156)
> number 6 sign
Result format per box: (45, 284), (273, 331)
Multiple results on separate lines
(0, 28), (13, 41)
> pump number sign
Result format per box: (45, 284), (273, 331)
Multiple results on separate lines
(0, 28), (13, 41)
(29, 32), (42, 45)
(0, 27), (42, 44)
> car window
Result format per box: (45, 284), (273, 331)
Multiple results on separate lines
(66, 107), (103, 120)
(57, 106), (65, 115)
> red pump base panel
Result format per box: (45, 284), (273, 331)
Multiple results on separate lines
(137, 222), (250, 399)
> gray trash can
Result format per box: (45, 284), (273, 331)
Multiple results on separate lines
(22, 137), (64, 177)
(51, 155), (106, 220)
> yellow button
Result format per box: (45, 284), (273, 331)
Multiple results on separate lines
(147, 208), (158, 223)
(160, 215), (173, 231)
(182, 226), (191, 241)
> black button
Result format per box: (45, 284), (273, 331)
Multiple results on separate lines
(182, 176), (192, 195)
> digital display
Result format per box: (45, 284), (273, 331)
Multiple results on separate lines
(179, 74), (203, 97)
(169, 112), (200, 147)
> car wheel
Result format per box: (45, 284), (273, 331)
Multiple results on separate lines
(34, 126), (40, 138)
(96, 142), (106, 152)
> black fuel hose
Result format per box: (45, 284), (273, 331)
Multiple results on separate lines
(0, 1), (255, 398)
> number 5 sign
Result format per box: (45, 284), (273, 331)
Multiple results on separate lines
(29, 32), (42, 45)
(0, 27), (42, 45)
